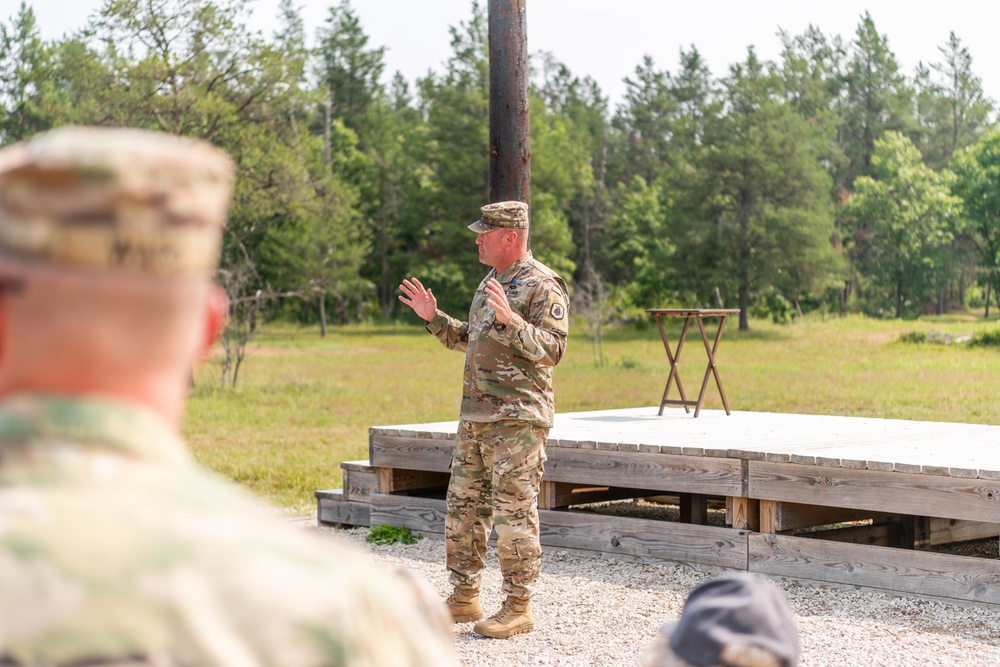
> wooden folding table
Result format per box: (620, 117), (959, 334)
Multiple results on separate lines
(646, 308), (740, 417)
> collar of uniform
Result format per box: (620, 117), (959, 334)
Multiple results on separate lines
(0, 393), (191, 467)
(495, 252), (533, 284)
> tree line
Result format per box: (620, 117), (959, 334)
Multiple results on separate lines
(4, 0), (1000, 346)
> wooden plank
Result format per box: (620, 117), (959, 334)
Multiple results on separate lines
(802, 521), (902, 547)
(750, 461), (1000, 523)
(767, 501), (894, 532)
(343, 468), (377, 501)
(370, 493), (448, 535)
(545, 448), (742, 495)
(749, 533), (1000, 606)
(369, 433), (453, 472)
(539, 482), (662, 509)
(929, 518), (1000, 546)
(540, 510), (748, 570)
(369, 494), (749, 570)
(317, 492), (371, 527)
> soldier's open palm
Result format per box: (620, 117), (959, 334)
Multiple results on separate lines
(399, 277), (437, 322)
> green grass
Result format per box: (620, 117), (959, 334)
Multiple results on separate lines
(183, 310), (1000, 513)
(366, 524), (422, 545)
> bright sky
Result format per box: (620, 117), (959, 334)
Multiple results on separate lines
(18, 0), (1000, 111)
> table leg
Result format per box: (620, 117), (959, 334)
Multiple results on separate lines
(655, 315), (690, 415)
(693, 314), (732, 417)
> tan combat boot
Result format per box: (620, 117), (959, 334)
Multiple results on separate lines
(473, 596), (533, 639)
(445, 587), (483, 623)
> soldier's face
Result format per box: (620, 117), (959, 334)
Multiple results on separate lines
(476, 228), (508, 269)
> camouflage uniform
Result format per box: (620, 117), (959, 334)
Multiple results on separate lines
(0, 395), (456, 667)
(0, 127), (458, 667)
(427, 203), (569, 599)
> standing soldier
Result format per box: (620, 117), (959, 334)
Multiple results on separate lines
(398, 201), (569, 639)
(0, 126), (457, 667)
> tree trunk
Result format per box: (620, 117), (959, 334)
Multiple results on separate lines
(986, 283), (992, 319)
(319, 292), (327, 337)
(336, 294), (346, 324)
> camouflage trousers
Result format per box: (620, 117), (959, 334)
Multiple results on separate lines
(446, 419), (548, 599)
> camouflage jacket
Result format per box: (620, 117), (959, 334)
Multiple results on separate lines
(0, 394), (457, 667)
(427, 253), (569, 427)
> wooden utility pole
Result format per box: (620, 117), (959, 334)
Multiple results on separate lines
(488, 0), (530, 220)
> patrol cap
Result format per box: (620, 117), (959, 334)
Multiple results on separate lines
(468, 200), (529, 233)
(0, 126), (235, 278)
(654, 575), (798, 667)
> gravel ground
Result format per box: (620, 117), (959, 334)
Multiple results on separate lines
(293, 518), (1000, 667)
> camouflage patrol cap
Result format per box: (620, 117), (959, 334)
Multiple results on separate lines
(468, 200), (529, 233)
(0, 126), (234, 278)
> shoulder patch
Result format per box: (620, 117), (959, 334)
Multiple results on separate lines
(550, 302), (565, 320)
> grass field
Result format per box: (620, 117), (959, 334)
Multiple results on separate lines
(184, 310), (1000, 513)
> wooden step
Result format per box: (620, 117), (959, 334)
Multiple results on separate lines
(315, 489), (371, 527)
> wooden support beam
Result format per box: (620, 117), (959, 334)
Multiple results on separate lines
(760, 499), (777, 534)
(679, 493), (708, 524)
(728, 497), (759, 531)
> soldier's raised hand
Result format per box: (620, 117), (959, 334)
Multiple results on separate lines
(484, 278), (514, 325)
(398, 277), (437, 322)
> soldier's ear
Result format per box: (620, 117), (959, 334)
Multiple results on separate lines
(201, 283), (229, 357)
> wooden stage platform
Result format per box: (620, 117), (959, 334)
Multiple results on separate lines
(316, 407), (1000, 608)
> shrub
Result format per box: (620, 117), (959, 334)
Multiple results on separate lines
(969, 328), (1000, 348)
(366, 524), (421, 545)
(619, 355), (642, 369)
(898, 331), (927, 344)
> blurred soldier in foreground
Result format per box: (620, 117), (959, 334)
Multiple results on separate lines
(398, 201), (569, 638)
(0, 127), (457, 667)
(642, 575), (799, 667)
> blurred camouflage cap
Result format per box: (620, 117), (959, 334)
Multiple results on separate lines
(0, 126), (234, 278)
(468, 200), (529, 233)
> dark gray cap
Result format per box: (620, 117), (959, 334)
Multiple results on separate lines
(649, 575), (798, 667)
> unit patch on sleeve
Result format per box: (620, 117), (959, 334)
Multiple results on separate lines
(550, 302), (565, 320)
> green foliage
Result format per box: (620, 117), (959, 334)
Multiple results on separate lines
(366, 524), (421, 545)
(898, 330), (967, 345)
(968, 328), (1000, 348)
(953, 131), (1000, 307)
(898, 331), (927, 344)
(844, 132), (962, 318)
(3, 6), (999, 339)
(751, 291), (796, 324)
